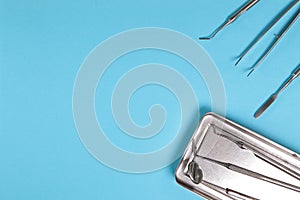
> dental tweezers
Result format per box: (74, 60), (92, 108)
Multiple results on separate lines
(201, 156), (300, 193)
(247, 6), (300, 76)
(235, 0), (299, 66)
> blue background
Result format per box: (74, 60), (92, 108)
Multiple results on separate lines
(0, 0), (299, 199)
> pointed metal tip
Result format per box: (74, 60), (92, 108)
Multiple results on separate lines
(254, 111), (261, 119)
(247, 68), (255, 77)
(199, 37), (211, 40)
(235, 58), (241, 66)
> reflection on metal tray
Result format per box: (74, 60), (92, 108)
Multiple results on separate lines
(175, 113), (300, 200)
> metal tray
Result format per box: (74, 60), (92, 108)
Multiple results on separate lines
(175, 113), (300, 200)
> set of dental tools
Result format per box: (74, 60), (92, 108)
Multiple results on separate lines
(175, 2), (300, 198)
(199, 0), (300, 118)
(175, 113), (300, 200)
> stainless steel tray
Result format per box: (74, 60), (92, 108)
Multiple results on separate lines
(175, 113), (300, 200)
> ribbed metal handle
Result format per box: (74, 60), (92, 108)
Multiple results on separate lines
(229, 0), (260, 22)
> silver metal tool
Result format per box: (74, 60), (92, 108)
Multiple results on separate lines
(175, 113), (300, 200)
(201, 180), (260, 200)
(254, 64), (300, 118)
(235, 0), (299, 66)
(199, 0), (260, 40)
(200, 156), (300, 192)
(247, 6), (300, 77)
